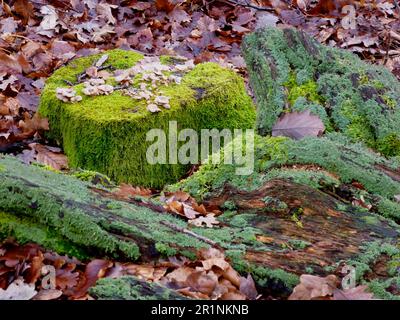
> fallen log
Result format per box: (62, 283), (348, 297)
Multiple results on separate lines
(242, 27), (400, 157)
(174, 134), (400, 298)
(1, 149), (400, 298)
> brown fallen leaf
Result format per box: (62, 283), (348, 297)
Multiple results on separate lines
(288, 274), (339, 300)
(220, 291), (247, 300)
(30, 143), (69, 171)
(113, 183), (153, 200)
(25, 252), (44, 284)
(0, 52), (22, 74)
(186, 270), (218, 296)
(333, 285), (376, 300)
(13, 0), (34, 25)
(239, 274), (258, 300)
(69, 259), (112, 299)
(176, 287), (210, 299)
(33, 289), (63, 300)
(19, 112), (49, 133)
(272, 110), (325, 140)
(56, 265), (79, 290)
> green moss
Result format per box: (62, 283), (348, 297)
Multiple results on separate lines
(377, 133), (400, 157)
(339, 241), (400, 299)
(367, 278), (400, 300)
(361, 215), (381, 226)
(242, 27), (400, 157)
(0, 155), (217, 260)
(39, 50), (256, 188)
(71, 169), (114, 188)
(155, 242), (178, 257)
(288, 239), (311, 250)
(0, 211), (89, 260)
(176, 133), (400, 222)
(225, 249), (299, 291)
(284, 72), (324, 106)
(90, 276), (187, 300)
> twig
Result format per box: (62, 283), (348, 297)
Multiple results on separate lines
(160, 220), (220, 248)
(221, 0), (275, 12)
(383, 27), (392, 66)
(76, 65), (113, 83)
(63, 80), (74, 86)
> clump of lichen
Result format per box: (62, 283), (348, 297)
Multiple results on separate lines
(39, 49), (256, 188)
(242, 27), (400, 157)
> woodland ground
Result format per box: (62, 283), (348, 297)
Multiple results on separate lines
(0, 0), (400, 300)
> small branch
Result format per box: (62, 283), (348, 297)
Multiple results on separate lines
(160, 220), (220, 248)
(221, 0), (276, 12)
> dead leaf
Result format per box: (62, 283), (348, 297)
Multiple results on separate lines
(0, 52), (22, 73)
(33, 289), (63, 300)
(186, 270), (218, 295)
(333, 285), (376, 300)
(0, 278), (37, 300)
(29, 143), (69, 170)
(189, 214), (220, 228)
(13, 0), (34, 25)
(239, 274), (258, 300)
(113, 183), (152, 200)
(289, 274), (339, 300)
(272, 110), (325, 140)
(69, 259), (112, 299)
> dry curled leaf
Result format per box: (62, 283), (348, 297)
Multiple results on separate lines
(333, 285), (376, 300)
(239, 274), (258, 300)
(289, 274), (339, 300)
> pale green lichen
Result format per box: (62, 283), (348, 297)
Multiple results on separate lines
(242, 27), (400, 157)
(39, 49), (256, 188)
(0, 211), (90, 260)
(90, 276), (187, 300)
(175, 133), (400, 222)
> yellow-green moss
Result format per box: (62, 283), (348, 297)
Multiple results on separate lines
(39, 50), (256, 188)
(284, 72), (324, 106)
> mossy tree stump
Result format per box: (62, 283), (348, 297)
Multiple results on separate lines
(39, 49), (256, 188)
(242, 27), (400, 157)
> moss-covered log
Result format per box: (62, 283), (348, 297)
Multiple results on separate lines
(174, 134), (400, 298)
(242, 27), (400, 157)
(2, 150), (400, 298)
(38, 49), (256, 188)
(89, 276), (188, 300)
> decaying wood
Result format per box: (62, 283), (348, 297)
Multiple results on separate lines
(1, 155), (399, 296)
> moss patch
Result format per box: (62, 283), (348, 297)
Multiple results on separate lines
(39, 49), (256, 188)
(90, 276), (187, 300)
(242, 27), (400, 157)
(0, 211), (89, 260)
(174, 133), (400, 222)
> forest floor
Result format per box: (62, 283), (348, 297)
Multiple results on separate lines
(1, 0), (400, 300)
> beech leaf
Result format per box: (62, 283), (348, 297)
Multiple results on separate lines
(272, 110), (325, 140)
